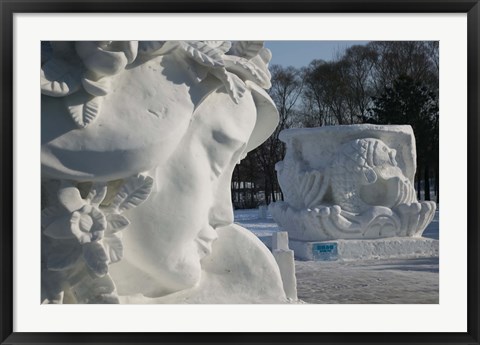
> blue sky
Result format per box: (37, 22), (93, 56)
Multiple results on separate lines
(265, 41), (370, 68)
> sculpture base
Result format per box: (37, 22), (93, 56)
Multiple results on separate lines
(259, 235), (438, 261)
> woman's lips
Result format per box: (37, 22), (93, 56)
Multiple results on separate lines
(195, 226), (218, 257)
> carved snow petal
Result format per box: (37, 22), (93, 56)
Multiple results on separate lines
(66, 92), (103, 128)
(41, 58), (81, 97)
(103, 233), (124, 263)
(111, 174), (154, 212)
(88, 206), (107, 232)
(82, 242), (109, 277)
(106, 214), (130, 233)
(57, 185), (84, 212)
(230, 41), (264, 59)
(43, 215), (76, 240)
(70, 211), (92, 244)
(121, 40), (138, 64)
(79, 212), (94, 232)
(46, 242), (82, 271)
(223, 56), (271, 89)
(75, 41), (128, 76)
(182, 41), (225, 68)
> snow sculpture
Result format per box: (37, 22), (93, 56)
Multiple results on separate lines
(269, 125), (436, 242)
(41, 41), (290, 304)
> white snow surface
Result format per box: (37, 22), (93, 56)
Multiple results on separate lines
(234, 208), (439, 304)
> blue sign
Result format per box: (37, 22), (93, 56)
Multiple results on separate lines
(312, 242), (338, 261)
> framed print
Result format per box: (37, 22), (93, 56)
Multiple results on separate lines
(1, 1), (479, 344)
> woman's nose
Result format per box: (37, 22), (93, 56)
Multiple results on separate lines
(209, 183), (234, 229)
(209, 197), (234, 228)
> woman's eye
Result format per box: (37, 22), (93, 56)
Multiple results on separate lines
(208, 131), (246, 178)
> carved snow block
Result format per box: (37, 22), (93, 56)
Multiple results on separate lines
(289, 237), (439, 261)
(269, 124), (436, 242)
(273, 249), (298, 301)
(272, 231), (289, 250)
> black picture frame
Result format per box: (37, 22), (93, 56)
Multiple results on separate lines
(1, 1), (479, 344)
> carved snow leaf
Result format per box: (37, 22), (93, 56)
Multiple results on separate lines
(181, 41), (225, 68)
(223, 55), (271, 89)
(230, 41), (264, 59)
(46, 242), (82, 271)
(41, 58), (82, 97)
(106, 214), (130, 233)
(83, 242), (109, 277)
(111, 174), (154, 212)
(65, 92), (103, 128)
(103, 233), (123, 264)
(211, 69), (246, 104)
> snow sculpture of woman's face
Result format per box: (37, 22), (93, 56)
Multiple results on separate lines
(109, 88), (258, 297)
(41, 41), (278, 301)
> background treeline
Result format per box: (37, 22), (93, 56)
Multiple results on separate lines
(232, 41), (439, 209)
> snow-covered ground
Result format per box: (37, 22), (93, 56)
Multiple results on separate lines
(234, 208), (439, 304)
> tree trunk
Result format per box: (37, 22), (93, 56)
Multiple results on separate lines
(424, 164), (431, 201)
(264, 176), (270, 205)
(242, 182), (247, 206)
(271, 177), (276, 203)
(250, 182), (255, 206)
(416, 170), (421, 200)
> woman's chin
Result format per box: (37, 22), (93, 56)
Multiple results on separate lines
(157, 256), (203, 295)
(109, 250), (202, 298)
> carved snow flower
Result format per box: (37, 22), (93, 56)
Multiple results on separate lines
(42, 183), (110, 277)
(41, 175), (154, 281)
(70, 204), (106, 244)
(42, 183), (107, 244)
(75, 41), (138, 77)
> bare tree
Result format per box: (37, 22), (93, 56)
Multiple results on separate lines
(234, 65), (305, 206)
(235, 41), (439, 208)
